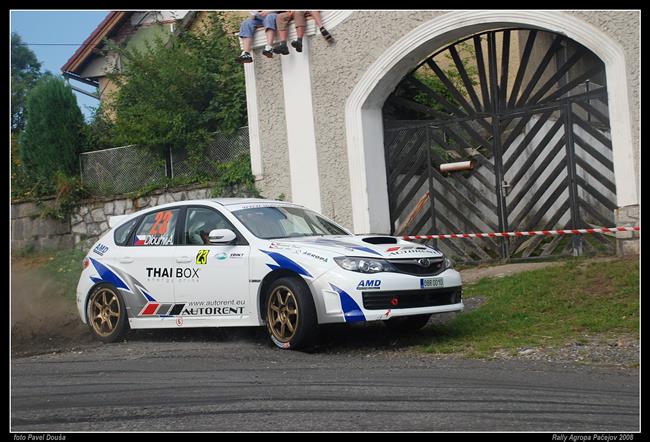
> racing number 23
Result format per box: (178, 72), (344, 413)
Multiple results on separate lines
(150, 211), (173, 235)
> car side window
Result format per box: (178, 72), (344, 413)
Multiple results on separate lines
(132, 208), (180, 246)
(114, 217), (140, 246)
(184, 207), (235, 246)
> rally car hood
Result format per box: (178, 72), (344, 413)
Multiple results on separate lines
(264, 235), (444, 259)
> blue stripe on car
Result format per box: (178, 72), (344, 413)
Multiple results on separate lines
(88, 257), (130, 291)
(260, 250), (313, 278)
(330, 283), (366, 322)
(141, 289), (156, 302)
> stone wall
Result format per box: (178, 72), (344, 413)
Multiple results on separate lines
(11, 184), (215, 253)
(11, 200), (74, 251)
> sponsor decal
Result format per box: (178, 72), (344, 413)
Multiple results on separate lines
(229, 252), (245, 259)
(140, 299), (246, 318)
(146, 267), (200, 279)
(215, 253), (227, 261)
(384, 309), (392, 318)
(386, 246), (400, 252)
(388, 248), (434, 256)
(92, 243), (109, 256)
(181, 299), (246, 316)
(270, 334), (291, 349)
(196, 250), (209, 265)
(357, 279), (381, 290)
(134, 234), (174, 246)
(269, 242), (296, 250)
(301, 250), (328, 263)
(181, 306), (245, 316)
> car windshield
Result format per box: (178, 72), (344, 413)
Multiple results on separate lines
(232, 206), (349, 240)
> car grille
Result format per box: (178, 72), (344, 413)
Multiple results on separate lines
(388, 258), (445, 276)
(362, 287), (462, 310)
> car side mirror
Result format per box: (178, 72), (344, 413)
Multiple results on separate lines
(208, 229), (237, 244)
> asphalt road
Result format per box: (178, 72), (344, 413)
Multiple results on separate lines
(10, 326), (639, 432)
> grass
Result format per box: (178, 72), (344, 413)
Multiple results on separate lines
(421, 256), (639, 358)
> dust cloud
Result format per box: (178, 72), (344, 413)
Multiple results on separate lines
(11, 259), (96, 357)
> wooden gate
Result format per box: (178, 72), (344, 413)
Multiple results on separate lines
(383, 29), (617, 262)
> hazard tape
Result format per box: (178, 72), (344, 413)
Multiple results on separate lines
(402, 226), (640, 240)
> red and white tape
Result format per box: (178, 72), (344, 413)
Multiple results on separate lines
(402, 226), (640, 240)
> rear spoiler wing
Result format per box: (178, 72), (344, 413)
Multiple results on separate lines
(108, 215), (130, 229)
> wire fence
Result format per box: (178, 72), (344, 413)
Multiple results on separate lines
(80, 127), (250, 194)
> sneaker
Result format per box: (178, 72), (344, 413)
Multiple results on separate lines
(237, 52), (253, 63)
(273, 42), (290, 55)
(320, 27), (333, 42)
(262, 47), (274, 58)
(291, 39), (303, 52)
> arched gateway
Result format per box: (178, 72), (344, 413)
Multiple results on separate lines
(344, 11), (637, 262)
(384, 28), (614, 262)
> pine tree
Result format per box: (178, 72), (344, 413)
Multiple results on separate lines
(19, 75), (86, 192)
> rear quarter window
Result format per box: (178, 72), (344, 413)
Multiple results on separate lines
(114, 217), (140, 246)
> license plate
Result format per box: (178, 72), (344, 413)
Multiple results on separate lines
(420, 277), (444, 289)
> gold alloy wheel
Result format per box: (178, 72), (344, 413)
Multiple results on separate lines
(89, 288), (121, 337)
(267, 286), (299, 342)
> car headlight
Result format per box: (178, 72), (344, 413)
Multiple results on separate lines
(333, 256), (396, 273)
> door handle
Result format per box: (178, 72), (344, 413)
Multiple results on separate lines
(176, 256), (192, 263)
(119, 257), (134, 264)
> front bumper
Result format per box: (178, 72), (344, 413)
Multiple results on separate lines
(309, 267), (464, 324)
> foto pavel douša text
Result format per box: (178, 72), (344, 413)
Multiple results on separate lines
(14, 435), (66, 441)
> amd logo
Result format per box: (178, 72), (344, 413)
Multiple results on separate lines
(357, 280), (381, 290)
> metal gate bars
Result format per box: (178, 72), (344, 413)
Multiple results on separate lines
(383, 28), (617, 263)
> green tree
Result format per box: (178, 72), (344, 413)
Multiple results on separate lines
(11, 32), (42, 132)
(18, 75), (86, 194)
(106, 12), (247, 168)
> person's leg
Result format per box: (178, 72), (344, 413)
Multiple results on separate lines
(237, 18), (260, 63)
(309, 11), (333, 42)
(308, 10), (322, 28)
(241, 37), (252, 53)
(290, 11), (306, 52)
(273, 12), (291, 55)
(260, 13), (278, 57)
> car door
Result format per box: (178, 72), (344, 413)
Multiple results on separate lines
(106, 207), (181, 319)
(173, 205), (251, 323)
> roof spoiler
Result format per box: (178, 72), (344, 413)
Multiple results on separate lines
(108, 215), (129, 229)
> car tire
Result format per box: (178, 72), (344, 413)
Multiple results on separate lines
(86, 283), (130, 343)
(265, 277), (318, 350)
(384, 314), (432, 332)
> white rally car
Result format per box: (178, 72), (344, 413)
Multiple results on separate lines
(77, 198), (463, 349)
